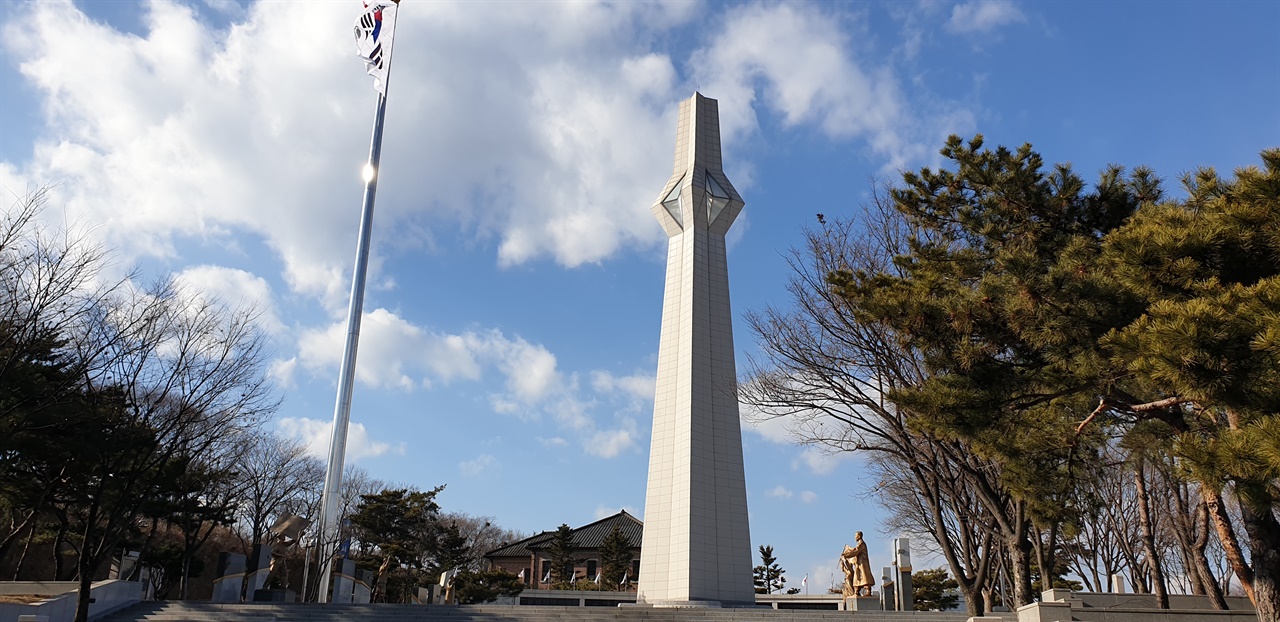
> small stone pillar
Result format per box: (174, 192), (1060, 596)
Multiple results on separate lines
(880, 568), (901, 611)
(211, 552), (247, 602)
(1111, 574), (1126, 593)
(245, 546), (273, 593)
(893, 537), (913, 612)
(353, 569), (373, 603)
(332, 558), (356, 603)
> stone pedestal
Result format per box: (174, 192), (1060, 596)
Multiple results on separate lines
(245, 547), (272, 594)
(331, 559), (355, 604)
(353, 569), (373, 603)
(847, 595), (881, 611)
(211, 552), (246, 603)
(252, 588), (295, 602)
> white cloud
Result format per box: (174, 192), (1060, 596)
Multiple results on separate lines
(537, 436), (569, 448)
(268, 356), (297, 389)
(585, 418), (640, 458)
(947, 0), (1025, 34)
(591, 370), (656, 402)
(459, 454), (499, 477)
(174, 265), (284, 333)
(1, 0), (970, 311)
(767, 485), (794, 499)
(795, 446), (852, 476)
(692, 3), (924, 169)
(277, 416), (403, 462)
(742, 401), (858, 475)
(0, 0), (697, 307)
(800, 490), (818, 503)
(295, 308), (648, 457)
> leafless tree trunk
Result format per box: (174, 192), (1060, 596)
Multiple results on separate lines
(1133, 459), (1169, 608)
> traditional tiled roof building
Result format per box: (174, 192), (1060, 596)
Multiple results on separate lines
(483, 510), (643, 591)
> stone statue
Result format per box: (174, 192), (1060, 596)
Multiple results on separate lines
(839, 531), (874, 597)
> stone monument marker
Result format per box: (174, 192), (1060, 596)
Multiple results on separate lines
(637, 92), (753, 607)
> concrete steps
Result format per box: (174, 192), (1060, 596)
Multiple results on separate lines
(104, 602), (973, 622)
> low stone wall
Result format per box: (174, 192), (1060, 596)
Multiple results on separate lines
(513, 589), (636, 607)
(1016, 589), (1257, 622)
(506, 590), (874, 611)
(0, 580), (143, 622)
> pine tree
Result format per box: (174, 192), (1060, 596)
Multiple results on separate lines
(752, 545), (787, 594)
(912, 568), (959, 611)
(597, 525), (633, 587)
(349, 487), (443, 601)
(1100, 150), (1280, 620)
(544, 524), (579, 587)
(827, 134), (1160, 604)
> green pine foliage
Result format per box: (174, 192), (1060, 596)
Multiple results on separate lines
(912, 568), (959, 611)
(349, 486), (444, 601)
(545, 523), (580, 587)
(452, 568), (524, 604)
(597, 525), (634, 587)
(752, 545), (788, 594)
(828, 134), (1160, 522)
(826, 137), (1280, 619)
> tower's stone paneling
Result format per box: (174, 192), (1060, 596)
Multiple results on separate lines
(638, 93), (753, 607)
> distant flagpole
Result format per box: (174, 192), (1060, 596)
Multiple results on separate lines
(315, 0), (401, 604)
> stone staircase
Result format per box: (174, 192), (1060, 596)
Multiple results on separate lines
(103, 602), (975, 622)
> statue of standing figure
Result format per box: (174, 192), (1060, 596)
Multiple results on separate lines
(839, 531), (875, 597)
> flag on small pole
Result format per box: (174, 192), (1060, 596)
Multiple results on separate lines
(517, 569), (525, 582)
(594, 571), (602, 585)
(314, 0), (402, 604)
(802, 574), (808, 595)
(542, 570), (551, 584)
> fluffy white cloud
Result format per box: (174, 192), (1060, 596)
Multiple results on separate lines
(800, 490), (818, 503)
(795, 446), (852, 475)
(174, 265), (284, 333)
(277, 416), (403, 461)
(0, 0), (697, 308)
(585, 418), (640, 458)
(1, 1), (971, 310)
(296, 307), (648, 456)
(947, 0), (1025, 34)
(693, 3), (926, 169)
(591, 370), (656, 402)
(742, 401), (855, 475)
(269, 356), (298, 389)
(767, 485), (794, 499)
(459, 454), (499, 477)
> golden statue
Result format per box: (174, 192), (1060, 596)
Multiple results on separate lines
(839, 531), (874, 597)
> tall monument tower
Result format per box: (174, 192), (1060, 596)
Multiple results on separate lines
(638, 93), (753, 607)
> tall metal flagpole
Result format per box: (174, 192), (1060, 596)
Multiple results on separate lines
(315, 1), (399, 603)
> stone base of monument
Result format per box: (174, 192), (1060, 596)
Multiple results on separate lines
(626, 600), (722, 608)
(252, 588), (296, 602)
(845, 595), (881, 611)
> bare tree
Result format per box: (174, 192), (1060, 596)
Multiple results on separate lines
(740, 198), (1039, 614)
(49, 275), (278, 621)
(236, 432), (323, 576)
(438, 512), (526, 572)
(0, 188), (125, 564)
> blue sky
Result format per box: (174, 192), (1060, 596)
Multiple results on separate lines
(2, 0), (1277, 593)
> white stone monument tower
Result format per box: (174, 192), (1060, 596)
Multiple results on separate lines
(637, 93), (753, 607)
